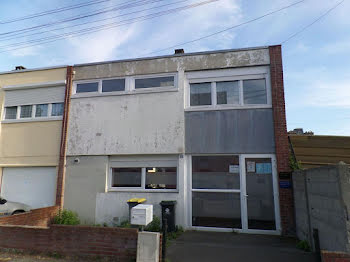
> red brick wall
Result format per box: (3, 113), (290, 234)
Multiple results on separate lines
(0, 224), (138, 260)
(269, 45), (295, 235)
(0, 206), (59, 227)
(322, 251), (350, 262)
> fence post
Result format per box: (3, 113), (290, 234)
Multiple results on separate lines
(162, 218), (167, 262)
(313, 228), (321, 262)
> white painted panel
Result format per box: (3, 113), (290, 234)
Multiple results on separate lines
(1, 167), (57, 209)
(4, 86), (65, 106)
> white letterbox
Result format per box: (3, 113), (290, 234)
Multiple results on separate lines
(131, 204), (153, 226)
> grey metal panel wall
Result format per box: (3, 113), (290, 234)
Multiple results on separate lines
(185, 109), (275, 154)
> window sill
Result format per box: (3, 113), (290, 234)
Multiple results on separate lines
(185, 104), (272, 112)
(1, 117), (63, 124)
(107, 188), (179, 193)
(72, 87), (178, 99)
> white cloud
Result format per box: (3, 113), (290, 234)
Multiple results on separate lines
(9, 45), (41, 57)
(67, 25), (137, 63)
(303, 79), (350, 108)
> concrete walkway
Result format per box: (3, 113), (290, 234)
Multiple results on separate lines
(167, 231), (317, 262)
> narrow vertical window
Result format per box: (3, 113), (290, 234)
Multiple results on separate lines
(216, 81), (239, 105)
(51, 103), (64, 116)
(20, 105), (32, 118)
(243, 79), (267, 104)
(5, 107), (17, 119)
(35, 104), (48, 117)
(190, 83), (212, 106)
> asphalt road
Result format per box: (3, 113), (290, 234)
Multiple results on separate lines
(167, 231), (317, 262)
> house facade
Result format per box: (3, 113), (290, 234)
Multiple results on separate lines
(0, 66), (67, 209)
(63, 45), (293, 234)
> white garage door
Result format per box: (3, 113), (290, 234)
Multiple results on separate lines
(1, 167), (57, 209)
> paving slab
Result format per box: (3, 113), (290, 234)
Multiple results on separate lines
(167, 231), (317, 262)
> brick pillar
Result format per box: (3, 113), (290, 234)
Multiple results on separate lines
(56, 66), (73, 208)
(269, 45), (295, 235)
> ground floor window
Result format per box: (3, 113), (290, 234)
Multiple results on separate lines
(109, 159), (178, 191)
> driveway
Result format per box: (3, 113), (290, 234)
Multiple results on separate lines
(167, 231), (317, 262)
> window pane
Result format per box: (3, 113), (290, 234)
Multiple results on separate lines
(5, 107), (17, 119)
(190, 83), (211, 106)
(35, 104), (48, 117)
(52, 103), (64, 116)
(76, 82), (98, 93)
(246, 158), (275, 230)
(216, 81), (239, 105)
(135, 76), (174, 89)
(243, 79), (267, 104)
(20, 105), (32, 118)
(112, 168), (142, 187)
(146, 167), (177, 189)
(192, 192), (241, 228)
(192, 156), (240, 189)
(102, 79), (125, 92)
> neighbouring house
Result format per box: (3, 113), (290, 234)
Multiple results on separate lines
(0, 66), (67, 209)
(63, 45), (293, 234)
(289, 132), (350, 169)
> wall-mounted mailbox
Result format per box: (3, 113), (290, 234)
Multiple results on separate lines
(131, 204), (153, 226)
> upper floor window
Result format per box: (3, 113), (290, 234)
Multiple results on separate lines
(102, 79), (125, 92)
(190, 83), (211, 106)
(73, 74), (177, 96)
(76, 82), (98, 93)
(51, 103), (64, 116)
(20, 105), (32, 118)
(135, 76), (174, 89)
(35, 104), (48, 117)
(217, 81), (240, 105)
(3, 103), (63, 121)
(188, 78), (269, 109)
(5, 106), (17, 119)
(243, 79), (267, 104)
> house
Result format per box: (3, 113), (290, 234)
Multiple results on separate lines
(63, 45), (294, 234)
(289, 132), (350, 169)
(0, 66), (67, 209)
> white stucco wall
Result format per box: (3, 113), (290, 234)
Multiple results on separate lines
(67, 73), (185, 155)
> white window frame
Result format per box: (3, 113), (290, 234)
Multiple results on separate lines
(131, 73), (177, 93)
(2, 103), (63, 123)
(74, 80), (100, 95)
(108, 159), (179, 193)
(72, 73), (178, 98)
(185, 66), (272, 111)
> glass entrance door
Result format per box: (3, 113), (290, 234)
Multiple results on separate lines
(190, 154), (280, 233)
(191, 155), (242, 229)
(245, 157), (276, 230)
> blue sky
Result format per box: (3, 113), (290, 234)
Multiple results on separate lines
(0, 0), (349, 135)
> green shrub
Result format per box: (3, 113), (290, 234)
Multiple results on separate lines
(53, 209), (80, 225)
(296, 240), (311, 252)
(290, 155), (302, 170)
(119, 220), (132, 228)
(145, 216), (161, 232)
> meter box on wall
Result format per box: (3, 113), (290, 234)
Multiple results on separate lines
(131, 204), (153, 226)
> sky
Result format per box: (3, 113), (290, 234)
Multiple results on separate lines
(0, 0), (349, 135)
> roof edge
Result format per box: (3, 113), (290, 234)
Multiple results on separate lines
(73, 46), (269, 67)
(0, 65), (67, 76)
